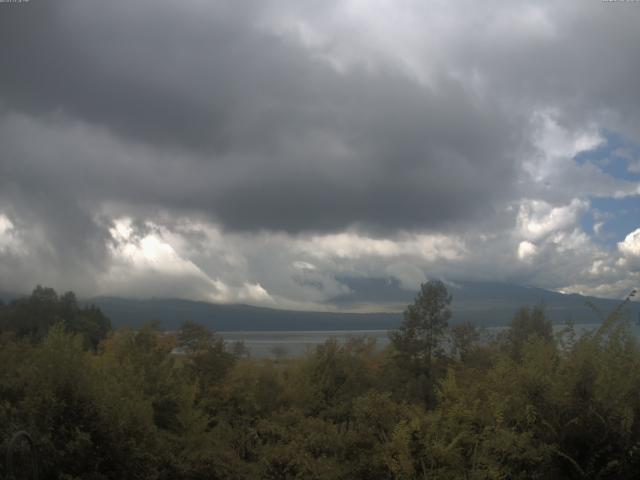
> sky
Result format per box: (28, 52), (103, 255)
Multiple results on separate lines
(0, 0), (639, 310)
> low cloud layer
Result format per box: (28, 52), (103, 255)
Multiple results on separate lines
(1, 0), (639, 307)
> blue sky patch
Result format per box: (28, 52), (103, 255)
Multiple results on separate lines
(576, 132), (640, 246)
(576, 131), (640, 182)
(581, 197), (640, 247)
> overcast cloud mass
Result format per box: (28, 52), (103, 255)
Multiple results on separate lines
(1, 0), (639, 309)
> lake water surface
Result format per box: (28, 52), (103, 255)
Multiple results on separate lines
(223, 330), (391, 358)
(222, 322), (625, 358)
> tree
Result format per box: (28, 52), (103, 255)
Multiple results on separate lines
(450, 321), (481, 363)
(0, 286), (111, 347)
(177, 320), (215, 354)
(503, 305), (553, 360)
(177, 320), (237, 398)
(390, 280), (452, 378)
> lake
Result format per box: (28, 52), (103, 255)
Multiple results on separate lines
(221, 322), (625, 358)
(222, 330), (391, 358)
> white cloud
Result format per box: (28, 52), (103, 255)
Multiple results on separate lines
(3, 203), (639, 308)
(593, 222), (604, 235)
(299, 232), (466, 262)
(0, 215), (20, 254)
(618, 228), (640, 271)
(560, 277), (640, 301)
(619, 228), (640, 257)
(519, 112), (639, 204)
(517, 241), (538, 262)
(238, 282), (274, 304)
(293, 261), (316, 271)
(531, 111), (604, 169)
(101, 217), (279, 305)
(87, 204), (633, 308)
(517, 198), (588, 241)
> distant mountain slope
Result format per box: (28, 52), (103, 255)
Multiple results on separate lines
(88, 297), (402, 331)
(84, 281), (640, 331)
(334, 278), (640, 327)
(4, 282), (637, 331)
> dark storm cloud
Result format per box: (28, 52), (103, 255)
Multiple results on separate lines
(0, 0), (525, 233)
(0, 179), (111, 293)
(1, 0), (640, 302)
(451, 3), (640, 142)
(1, 0), (268, 150)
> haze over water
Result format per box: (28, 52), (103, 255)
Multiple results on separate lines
(224, 322), (634, 358)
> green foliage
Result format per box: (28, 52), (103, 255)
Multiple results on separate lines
(389, 280), (452, 405)
(177, 320), (239, 407)
(502, 304), (553, 360)
(0, 286), (111, 348)
(390, 280), (452, 373)
(3, 285), (640, 479)
(450, 321), (482, 363)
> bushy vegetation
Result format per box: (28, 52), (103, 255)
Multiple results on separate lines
(1, 283), (640, 479)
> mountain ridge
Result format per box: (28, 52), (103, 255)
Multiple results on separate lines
(88, 281), (639, 331)
(3, 281), (638, 331)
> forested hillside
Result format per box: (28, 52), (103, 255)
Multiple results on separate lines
(1, 284), (640, 479)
